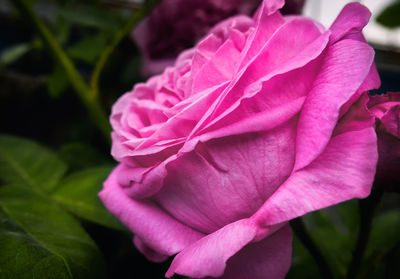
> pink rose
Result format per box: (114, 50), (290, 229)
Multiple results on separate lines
(368, 92), (400, 192)
(132, 0), (305, 76)
(100, 1), (380, 278)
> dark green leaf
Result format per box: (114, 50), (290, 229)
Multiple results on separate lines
(0, 185), (106, 279)
(59, 6), (123, 31)
(376, 2), (400, 29)
(54, 15), (71, 45)
(47, 63), (69, 98)
(67, 33), (109, 63)
(0, 135), (67, 193)
(58, 142), (111, 172)
(367, 210), (400, 258)
(0, 43), (31, 68)
(51, 167), (125, 231)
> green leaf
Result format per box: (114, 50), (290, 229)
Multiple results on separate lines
(367, 210), (400, 258)
(58, 142), (111, 172)
(59, 6), (123, 31)
(0, 135), (67, 193)
(0, 43), (31, 68)
(52, 167), (125, 231)
(47, 63), (69, 98)
(67, 33), (109, 63)
(376, 2), (400, 29)
(0, 185), (106, 279)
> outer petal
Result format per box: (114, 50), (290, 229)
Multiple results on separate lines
(219, 224), (292, 279)
(155, 118), (297, 233)
(165, 220), (291, 279)
(133, 236), (169, 263)
(254, 96), (377, 225)
(99, 165), (204, 255)
(294, 39), (375, 171)
(328, 2), (371, 44)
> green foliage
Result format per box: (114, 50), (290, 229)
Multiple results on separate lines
(376, 2), (400, 29)
(67, 33), (110, 63)
(59, 5), (123, 32)
(47, 63), (69, 98)
(360, 210), (400, 278)
(58, 143), (111, 172)
(0, 135), (124, 278)
(52, 167), (125, 231)
(288, 198), (400, 279)
(0, 186), (106, 279)
(0, 136), (67, 193)
(0, 43), (31, 68)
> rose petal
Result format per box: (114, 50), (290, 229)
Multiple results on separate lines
(193, 30), (330, 141)
(294, 39), (375, 171)
(239, 0), (285, 68)
(165, 220), (290, 279)
(99, 165), (204, 255)
(133, 236), (169, 263)
(328, 2), (371, 44)
(254, 125), (377, 225)
(219, 224), (292, 279)
(156, 119), (297, 233)
(188, 18), (328, 142)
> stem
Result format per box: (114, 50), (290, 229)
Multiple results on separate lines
(90, 0), (160, 97)
(346, 189), (383, 279)
(290, 217), (335, 279)
(12, 0), (110, 139)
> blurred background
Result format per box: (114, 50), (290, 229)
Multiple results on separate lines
(0, 1), (399, 279)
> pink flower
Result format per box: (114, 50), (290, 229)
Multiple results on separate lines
(100, 1), (380, 278)
(368, 92), (400, 192)
(132, 0), (305, 76)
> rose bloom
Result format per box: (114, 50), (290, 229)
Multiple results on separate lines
(368, 92), (400, 192)
(100, 0), (380, 278)
(132, 0), (305, 76)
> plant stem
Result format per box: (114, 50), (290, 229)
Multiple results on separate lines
(12, 0), (110, 139)
(290, 217), (335, 279)
(90, 0), (160, 97)
(346, 189), (384, 279)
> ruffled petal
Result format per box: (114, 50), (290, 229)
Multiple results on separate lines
(197, 17), (326, 133)
(99, 165), (204, 255)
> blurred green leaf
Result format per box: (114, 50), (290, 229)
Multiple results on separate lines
(338, 199), (359, 234)
(376, 2), (400, 29)
(307, 209), (351, 278)
(47, 63), (69, 98)
(0, 135), (67, 193)
(356, 210), (400, 278)
(58, 142), (111, 172)
(67, 33), (109, 63)
(0, 43), (31, 68)
(289, 201), (361, 279)
(287, 236), (320, 279)
(54, 15), (71, 45)
(59, 6), (123, 31)
(367, 210), (400, 258)
(0, 184), (106, 279)
(51, 166), (125, 231)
